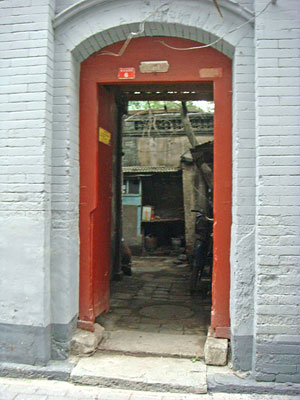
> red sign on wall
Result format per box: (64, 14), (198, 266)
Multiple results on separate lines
(118, 67), (136, 80)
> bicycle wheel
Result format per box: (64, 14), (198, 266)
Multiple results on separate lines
(190, 240), (207, 293)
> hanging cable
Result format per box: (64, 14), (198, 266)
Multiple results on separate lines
(157, 0), (273, 52)
(98, 0), (273, 57)
(98, 1), (173, 57)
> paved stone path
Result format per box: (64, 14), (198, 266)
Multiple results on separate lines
(97, 256), (211, 335)
(0, 377), (299, 400)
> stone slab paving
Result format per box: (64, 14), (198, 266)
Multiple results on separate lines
(97, 257), (211, 336)
(71, 353), (207, 394)
(0, 377), (299, 400)
(99, 330), (206, 359)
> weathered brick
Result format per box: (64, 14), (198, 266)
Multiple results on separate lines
(276, 374), (300, 384)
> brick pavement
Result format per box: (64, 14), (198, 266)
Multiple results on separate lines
(0, 377), (299, 400)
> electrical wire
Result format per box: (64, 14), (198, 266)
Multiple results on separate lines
(157, 1), (273, 52)
(98, 0), (273, 57)
(98, 1), (173, 57)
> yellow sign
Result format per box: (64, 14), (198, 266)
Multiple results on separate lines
(99, 127), (111, 145)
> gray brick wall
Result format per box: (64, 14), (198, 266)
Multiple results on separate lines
(253, 0), (300, 383)
(230, 29), (256, 371)
(0, 0), (55, 363)
(0, 0), (54, 322)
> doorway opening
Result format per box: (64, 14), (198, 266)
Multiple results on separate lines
(79, 36), (232, 341)
(97, 93), (214, 353)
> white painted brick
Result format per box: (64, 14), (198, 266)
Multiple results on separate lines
(257, 97), (279, 106)
(259, 146), (300, 157)
(11, 56), (49, 67)
(256, 67), (280, 77)
(257, 126), (298, 136)
(257, 115), (280, 125)
(7, 39), (49, 50)
(259, 106), (300, 116)
(279, 58), (300, 67)
(257, 48), (300, 58)
(0, 76), (9, 85)
(8, 91), (47, 102)
(257, 77), (279, 87)
(12, 5), (49, 15)
(0, 84), (28, 94)
(279, 39), (300, 49)
(280, 115), (300, 125)
(256, 57), (278, 68)
(257, 40), (278, 49)
(0, 110), (45, 121)
(1, 48), (31, 58)
(10, 22), (49, 33)
(280, 96), (300, 106)
(260, 86), (300, 96)
(236, 56), (255, 66)
(280, 196), (300, 206)
(7, 74), (47, 84)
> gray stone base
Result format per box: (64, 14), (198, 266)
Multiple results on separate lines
(0, 323), (51, 365)
(0, 317), (78, 365)
(207, 367), (300, 395)
(51, 316), (78, 360)
(0, 360), (73, 381)
(231, 335), (253, 371)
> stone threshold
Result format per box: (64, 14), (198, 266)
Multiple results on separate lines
(98, 330), (206, 359)
(71, 353), (207, 394)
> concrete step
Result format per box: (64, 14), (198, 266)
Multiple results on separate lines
(71, 352), (207, 394)
(99, 330), (206, 359)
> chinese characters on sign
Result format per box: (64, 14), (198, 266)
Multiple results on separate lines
(99, 128), (111, 145)
(118, 67), (136, 79)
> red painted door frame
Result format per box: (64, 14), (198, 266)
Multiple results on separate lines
(79, 37), (232, 336)
(79, 82), (116, 330)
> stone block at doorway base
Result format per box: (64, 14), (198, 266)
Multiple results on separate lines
(204, 336), (228, 366)
(70, 324), (104, 356)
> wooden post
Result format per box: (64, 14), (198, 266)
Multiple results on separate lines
(180, 101), (199, 148)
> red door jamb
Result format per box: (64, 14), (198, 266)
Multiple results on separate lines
(212, 74), (232, 338)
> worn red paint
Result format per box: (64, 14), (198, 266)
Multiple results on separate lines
(79, 37), (232, 335)
(79, 84), (115, 329)
(199, 67), (223, 78)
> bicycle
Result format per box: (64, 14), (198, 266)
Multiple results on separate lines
(190, 209), (213, 294)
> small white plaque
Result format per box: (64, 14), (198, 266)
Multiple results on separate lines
(139, 61), (170, 73)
